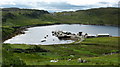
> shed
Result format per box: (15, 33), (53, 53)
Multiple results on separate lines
(97, 34), (110, 37)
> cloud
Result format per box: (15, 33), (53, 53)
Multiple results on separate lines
(30, 2), (98, 12)
(36, 2), (87, 9)
(99, 2), (109, 4)
(0, 0), (119, 12)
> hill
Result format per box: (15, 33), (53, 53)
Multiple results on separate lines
(2, 8), (49, 27)
(44, 7), (119, 26)
(1, 7), (119, 41)
(2, 8), (50, 41)
(2, 7), (119, 27)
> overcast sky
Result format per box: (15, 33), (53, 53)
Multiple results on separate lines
(0, 0), (119, 12)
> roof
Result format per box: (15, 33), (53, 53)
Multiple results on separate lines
(97, 33), (109, 35)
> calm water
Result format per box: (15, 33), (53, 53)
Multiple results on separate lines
(4, 24), (119, 45)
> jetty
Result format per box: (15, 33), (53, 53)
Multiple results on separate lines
(52, 30), (111, 43)
(52, 31), (87, 43)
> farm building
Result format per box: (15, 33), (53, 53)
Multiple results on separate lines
(97, 34), (110, 37)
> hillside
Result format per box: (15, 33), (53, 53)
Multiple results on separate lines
(44, 7), (119, 26)
(2, 8), (50, 41)
(2, 7), (119, 41)
(2, 8), (49, 27)
(2, 7), (119, 27)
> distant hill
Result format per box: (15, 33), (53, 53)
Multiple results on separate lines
(2, 8), (49, 27)
(43, 7), (119, 26)
(2, 8), (50, 41)
(2, 7), (119, 27)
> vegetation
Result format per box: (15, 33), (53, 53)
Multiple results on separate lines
(2, 7), (119, 41)
(2, 7), (119, 27)
(2, 37), (119, 66)
(2, 8), (51, 41)
(44, 7), (119, 26)
(1, 7), (119, 66)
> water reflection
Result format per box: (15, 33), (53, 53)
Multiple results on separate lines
(4, 24), (118, 45)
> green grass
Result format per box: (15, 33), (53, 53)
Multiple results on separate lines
(2, 37), (119, 65)
(83, 54), (119, 65)
(1, 7), (119, 66)
(81, 37), (119, 48)
(45, 7), (119, 26)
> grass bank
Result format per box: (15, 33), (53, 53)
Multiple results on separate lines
(2, 37), (119, 65)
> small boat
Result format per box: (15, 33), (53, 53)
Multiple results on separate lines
(41, 39), (46, 42)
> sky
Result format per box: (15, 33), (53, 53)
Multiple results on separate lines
(0, 0), (119, 12)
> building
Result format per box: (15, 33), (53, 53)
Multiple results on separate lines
(97, 34), (110, 37)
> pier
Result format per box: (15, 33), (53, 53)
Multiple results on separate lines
(52, 31), (87, 43)
(52, 30), (111, 43)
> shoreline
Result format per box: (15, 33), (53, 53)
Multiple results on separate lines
(2, 23), (119, 42)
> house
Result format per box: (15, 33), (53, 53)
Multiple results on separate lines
(97, 34), (110, 37)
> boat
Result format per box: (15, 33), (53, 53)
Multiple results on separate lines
(41, 39), (46, 42)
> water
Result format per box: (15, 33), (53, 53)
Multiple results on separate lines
(4, 24), (119, 45)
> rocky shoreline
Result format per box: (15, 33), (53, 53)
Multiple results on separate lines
(2, 23), (62, 42)
(2, 23), (119, 42)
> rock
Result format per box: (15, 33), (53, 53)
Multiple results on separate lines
(52, 34), (54, 36)
(70, 55), (74, 57)
(50, 59), (58, 62)
(68, 59), (71, 61)
(46, 35), (48, 37)
(82, 60), (87, 63)
(78, 58), (82, 63)
(78, 58), (87, 63)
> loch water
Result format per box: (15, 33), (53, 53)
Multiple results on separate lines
(4, 24), (119, 45)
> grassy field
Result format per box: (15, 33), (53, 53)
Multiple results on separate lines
(2, 37), (119, 66)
